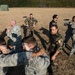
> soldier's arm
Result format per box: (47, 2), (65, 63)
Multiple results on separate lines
(51, 38), (63, 60)
(7, 26), (21, 42)
(52, 50), (59, 57)
(32, 49), (45, 57)
(7, 32), (16, 42)
(51, 50), (60, 61)
(56, 38), (63, 52)
(0, 29), (7, 38)
(12, 26), (21, 35)
(0, 52), (29, 67)
(33, 18), (38, 24)
(64, 22), (70, 26)
(0, 45), (32, 67)
(24, 18), (29, 26)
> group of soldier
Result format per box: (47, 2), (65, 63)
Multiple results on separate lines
(0, 13), (75, 75)
(48, 15), (75, 74)
(49, 15), (75, 56)
(0, 13), (49, 75)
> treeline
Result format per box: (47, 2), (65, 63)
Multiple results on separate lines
(0, 0), (75, 7)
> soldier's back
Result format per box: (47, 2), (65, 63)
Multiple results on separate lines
(25, 54), (50, 75)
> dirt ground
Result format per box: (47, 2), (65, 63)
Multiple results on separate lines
(0, 8), (75, 75)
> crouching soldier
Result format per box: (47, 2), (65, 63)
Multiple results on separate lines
(0, 36), (50, 75)
(48, 25), (63, 73)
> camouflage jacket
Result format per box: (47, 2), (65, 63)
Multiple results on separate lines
(64, 21), (75, 34)
(24, 17), (38, 27)
(0, 51), (32, 67)
(0, 53), (8, 75)
(0, 51), (50, 75)
(49, 20), (57, 30)
(50, 33), (63, 53)
(7, 25), (22, 42)
(71, 22), (75, 34)
(25, 53), (50, 75)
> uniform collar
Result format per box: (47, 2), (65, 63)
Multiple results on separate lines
(52, 32), (59, 36)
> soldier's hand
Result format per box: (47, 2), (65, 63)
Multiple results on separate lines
(22, 43), (30, 51)
(0, 45), (8, 54)
(6, 26), (11, 33)
(33, 24), (35, 27)
(6, 29), (10, 33)
(7, 26), (11, 30)
(9, 46), (13, 49)
(51, 55), (56, 61)
(32, 53), (36, 57)
(32, 49), (45, 57)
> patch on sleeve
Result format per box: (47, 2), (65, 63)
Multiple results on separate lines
(58, 40), (61, 44)
(57, 39), (63, 46)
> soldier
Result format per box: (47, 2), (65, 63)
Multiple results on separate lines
(0, 36), (50, 75)
(48, 25), (63, 73)
(64, 18), (73, 46)
(22, 36), (50, 75)
(49, 14), (58, 41)
(6, 20), (23, 75)
(69, 16), (75, 56)
(49, 14), (58, 31)
(24, 13), (38, 36)
(7, 20), (22, 51)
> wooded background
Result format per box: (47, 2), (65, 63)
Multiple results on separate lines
(0, 0), (75, 7)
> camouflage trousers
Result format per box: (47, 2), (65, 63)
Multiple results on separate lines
(70, 34), (75, 56)
(50, 52), (60, 73)
(25, 65), (47, 75)
(0, 67), (8, 75)
(26, 26), (34, 36)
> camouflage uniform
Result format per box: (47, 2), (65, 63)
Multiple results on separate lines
(0, 53), (8, 75)
(25, 53), (50, 75)
(7, 25), (22, 51)
(49, 33), (63, 53)
(0, 29), (8, 75)
(64, 21), (73, 44)
(70, 22), (75, 56)
(49, 33), (63, 73)
(49, 20), (57, 39)
(0, 50), (50, 75)
(0, 51), (32, 67)
(7, 25), (22, 75)
(49, 20), (57, 31)
(24, 17), (38, 36)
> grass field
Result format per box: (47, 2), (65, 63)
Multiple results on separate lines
(0, 8), (75, 75)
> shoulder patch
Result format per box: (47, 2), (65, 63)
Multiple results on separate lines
(57, 39), (63, 45)
(58, 40), (61, 44)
